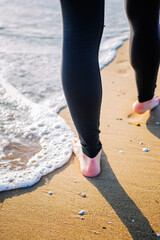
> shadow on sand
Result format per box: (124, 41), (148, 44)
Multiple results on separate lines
(146, 105), (160, 139)
(86, 150), (158, 240)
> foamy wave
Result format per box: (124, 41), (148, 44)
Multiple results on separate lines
(0, 77), (75, 192)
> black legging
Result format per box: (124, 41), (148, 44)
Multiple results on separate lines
(59, 0), (160, 158)
(125, 0), (160, 103)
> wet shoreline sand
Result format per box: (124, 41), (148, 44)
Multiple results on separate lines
(1, 40), (160, 240)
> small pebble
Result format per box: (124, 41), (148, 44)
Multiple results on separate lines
(135, 123), (141, 126)
(8, 152), (13, 156)
(48, 191), (53, 195)
(157, 234), (160, 237)
(119, 150), (123, 154)
(81, 193), (86, 198)
(142, 148), (150, 152)
(81, 217), (84, 220)
(132, 219), (135, 223)
(50, 230), (53, 232)
(102, 227), (106, 229)
(74, 180), (77, 183)
(139, 142), (143, 145)
(78, 210), (85, 215)
(108, 222), (112, 224)
(94, 231), (98, 235)
(155, 122), (160, 125)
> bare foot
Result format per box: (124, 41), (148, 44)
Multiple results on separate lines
(132, 95), (160, 114)
(72, 138), (102, 177)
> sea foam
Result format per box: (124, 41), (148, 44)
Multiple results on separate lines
(0, 76), (75, 192)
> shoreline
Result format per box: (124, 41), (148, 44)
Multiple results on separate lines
(1, 40), (160, 240)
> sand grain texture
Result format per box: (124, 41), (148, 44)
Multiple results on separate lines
(0, 41), (160, 240)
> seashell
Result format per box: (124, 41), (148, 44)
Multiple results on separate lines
(78, 210), (85, 215)
(142, 148), (150, 152)
(48, 191), (53, 195)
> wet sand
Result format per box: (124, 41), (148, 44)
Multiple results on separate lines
(0, 40), (160, 240)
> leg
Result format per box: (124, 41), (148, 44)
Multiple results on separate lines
(125, 0), (160, 113)
(59, 0), (104, 176)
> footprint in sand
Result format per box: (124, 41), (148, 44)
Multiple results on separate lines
(116, 59), (131, 75)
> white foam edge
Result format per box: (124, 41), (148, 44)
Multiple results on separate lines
(99, 34), (129, 70)
(0, 74), (75, 192)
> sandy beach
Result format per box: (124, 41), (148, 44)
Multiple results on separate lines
(0, 40), (160, 240)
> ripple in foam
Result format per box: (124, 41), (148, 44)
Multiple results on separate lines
(0, 76), (75, 192)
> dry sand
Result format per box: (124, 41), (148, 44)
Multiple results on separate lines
(0, 40), (160, 240)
